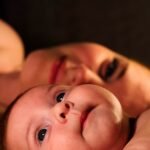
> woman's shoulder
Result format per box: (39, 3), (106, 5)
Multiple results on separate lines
(0, 19), (24, 73)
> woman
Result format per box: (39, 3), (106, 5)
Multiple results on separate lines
(0, 19), (150, 117)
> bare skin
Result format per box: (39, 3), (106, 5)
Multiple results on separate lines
(0, 20), (150, 149)
(4, 84), (150, 150)
(5, 84), (129, 150)
(0, 42), (150, 117)
(0, 19), (24, 111)
(0, 20), (150, 117)
(0, 19), (24, 73)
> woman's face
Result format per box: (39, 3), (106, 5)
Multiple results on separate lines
(21, 43), (150, 116)
(21, 43), (129, 86)
(6, 84), (128, 150)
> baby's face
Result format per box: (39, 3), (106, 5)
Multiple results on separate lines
(6, 84), (128, 150)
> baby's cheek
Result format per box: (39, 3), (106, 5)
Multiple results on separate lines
(83, 107), (123, 149)
(50, 131), (88, 150)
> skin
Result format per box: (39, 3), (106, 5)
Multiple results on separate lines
(0, 19), (24, 111)
(6, 84), (129, 150)
(0, 19), (24, 73)
(1, 20), (150, 149)
(0, 43), (150, 117)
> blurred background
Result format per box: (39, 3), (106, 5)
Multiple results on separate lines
(0, 0), (150, 66)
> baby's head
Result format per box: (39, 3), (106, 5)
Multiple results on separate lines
(0, 84), (129, 150)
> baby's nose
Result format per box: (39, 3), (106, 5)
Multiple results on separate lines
(54, 101), (74, 123)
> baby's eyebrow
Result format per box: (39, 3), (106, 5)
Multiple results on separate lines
(17, 84), (47, 103)
(8, 84), (55, 117)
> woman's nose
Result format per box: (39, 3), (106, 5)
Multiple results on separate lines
(54, 101), (74, 123)
(69, 64), (103, 85)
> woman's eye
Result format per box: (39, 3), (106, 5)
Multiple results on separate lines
(104, 58), (119, 79)
(56, 92), (65, 103)
(98, 58), (119, 82)
(38, 129), (47, 142)
(98, 57), (127, 82)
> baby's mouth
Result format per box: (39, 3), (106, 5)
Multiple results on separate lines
(80, 107), (94, 131)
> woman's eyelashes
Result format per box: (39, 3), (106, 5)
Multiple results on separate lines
(37, 128), (47, 143)
(98, 58), (127, 82)
(104, 58), (119, 80)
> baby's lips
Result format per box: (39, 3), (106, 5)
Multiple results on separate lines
(80, 111), (89, 130)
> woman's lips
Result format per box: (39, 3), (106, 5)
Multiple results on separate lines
(49, 56), (66, 83)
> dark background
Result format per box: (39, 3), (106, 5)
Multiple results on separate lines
(0, 0), (150, 66)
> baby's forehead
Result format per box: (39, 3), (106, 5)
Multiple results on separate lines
(13, 85), (48, 106)
(7, 85), (48, 118)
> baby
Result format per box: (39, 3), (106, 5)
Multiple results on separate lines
(0, 84), (128, 149)
(1, 84), (150, 150)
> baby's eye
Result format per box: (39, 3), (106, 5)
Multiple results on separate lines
(56, 92), (65, 103)
(38, 129), (47, 142)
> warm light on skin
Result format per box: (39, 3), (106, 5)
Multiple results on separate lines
(20, 43), (150, 117)
(6, 84), (129, 150)
(0, 43), (150, 117)
(0, 19), (24, 73)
